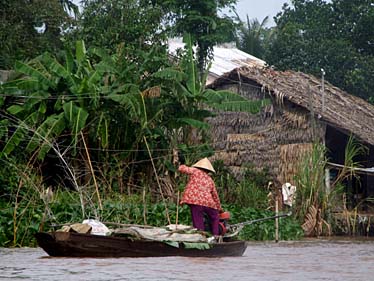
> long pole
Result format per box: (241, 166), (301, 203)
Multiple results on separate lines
(143, 136), (171, 225)
(175, 191), (180, 229)
(275, 196), (279, 243)
(230, 212), (291, 228)
(321, 68), (325, 112)
(81, 131), (102, 211)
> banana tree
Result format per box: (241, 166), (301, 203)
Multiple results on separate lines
(1, 41), (145, 159)
(153, 34), (268, 153)
(0, 39), (175, 194)
(2, 43), (81, 158)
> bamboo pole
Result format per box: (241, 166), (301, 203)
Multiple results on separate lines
(81, 132), (102, 211)
(275, 195), (279, 243)
(143, 136), (171, 225)
(143, 186), (147, 225)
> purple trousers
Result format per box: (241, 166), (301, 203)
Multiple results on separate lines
(188, 204), (220, 235)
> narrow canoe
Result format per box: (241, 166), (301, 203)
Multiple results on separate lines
(35, 232), (247, 258)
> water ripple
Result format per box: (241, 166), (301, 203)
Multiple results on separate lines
(0, 238), (373, 281)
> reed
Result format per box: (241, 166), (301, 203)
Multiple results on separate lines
(293, 136), (368, 237)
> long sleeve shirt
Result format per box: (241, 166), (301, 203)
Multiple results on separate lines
(178, 165), (222, 211)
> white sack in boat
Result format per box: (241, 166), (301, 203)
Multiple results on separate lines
(82, 219), (111, 236)
(112, 226), (207, 243)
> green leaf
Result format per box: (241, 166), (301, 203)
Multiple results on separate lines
(2, 125), (26, 156)
(14, 61), (54, 89)
(177, 118), (209, 129)
(25, 113), (66, 159)
(42, 54), (76, 88)
(107, 93), (142, 118)
(7, 105), (24, 115)
(63, 101), (89, 134)
(204, 89), (270, 113)
(38, 101), (47, 114)
(24, 92), (50, 111)
(183, 34), (198, 95)
(182, 242), (211, 250)
(87, 70), (101, 85)
(97, 112), (109, 149)
(65, 49), (74, 73)
(152, 68), (186, 82)
(164, 241), (179, 248)
(0, 119), (9, 140)
(76, 40), (87, 63)
(200, 62), (212, 86)
(2, 78), (40, 91)
(63, 101), (89, 154)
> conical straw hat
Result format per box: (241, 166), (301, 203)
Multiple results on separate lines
(192, 157), (215, 173)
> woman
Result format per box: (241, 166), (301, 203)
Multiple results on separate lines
(178, 157), (222, 236)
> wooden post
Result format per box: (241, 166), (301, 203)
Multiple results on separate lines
(325, 168), (330, 194)
(175, 191), (180, 229)
(325, 168), (331, 227)
(275, 195), (279, 243)
(143, 187), (147, 225)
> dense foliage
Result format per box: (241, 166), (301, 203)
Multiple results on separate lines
(73, 0), (167, 52)
(163, 0), (238, 73)
(72, 0), (238, 75)
(0, 0), (76, 69)
(235, 15), (273, 60)
(0, 34), (273, 247)
(0, 161), (303, 247)
(266, 0), (374, 101)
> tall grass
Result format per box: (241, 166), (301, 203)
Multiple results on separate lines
(0, 154), (304, 246)
(293, 143), (327, 222)
(293, 136), (368, 236)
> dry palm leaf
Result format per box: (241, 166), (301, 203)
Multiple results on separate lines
(302, 205), (318, 236)
(141, 86), (161, 98)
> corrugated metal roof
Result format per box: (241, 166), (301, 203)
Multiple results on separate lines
(168, 38), (266, 84)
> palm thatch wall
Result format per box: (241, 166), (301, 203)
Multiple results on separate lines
(208, 66), (374, 185)
(0, 70), (11, 82)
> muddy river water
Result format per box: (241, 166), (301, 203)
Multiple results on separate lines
(1, 238), (374, 281)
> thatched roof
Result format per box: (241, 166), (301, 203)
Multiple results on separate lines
(210, 67), (374, 146)
(0, 70), (11, 82)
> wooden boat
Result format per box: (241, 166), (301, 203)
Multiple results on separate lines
(35, 231), (247, 257)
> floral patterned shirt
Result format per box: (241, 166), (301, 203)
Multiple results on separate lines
(179, 165), (222, 211)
